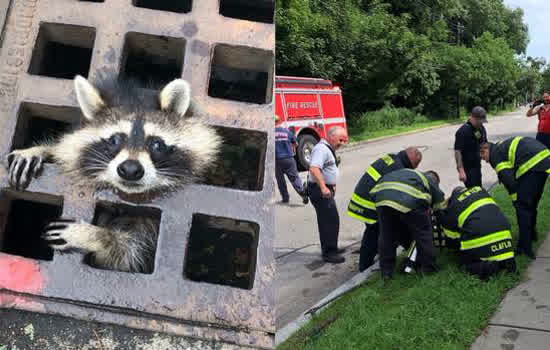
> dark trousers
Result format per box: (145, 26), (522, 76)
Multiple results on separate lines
(275, 157), (304, 201)
(458, 253), (516, 280)
(359, 222), (379, 271)
(377, 206), (436, 277)
(308, 182), (339, 255)
(536, 132), (550, 149)
(464, 166), (482, 188)
(514, 171), (548, 253)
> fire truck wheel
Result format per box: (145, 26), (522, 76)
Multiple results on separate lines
(297, 134), (318, 170)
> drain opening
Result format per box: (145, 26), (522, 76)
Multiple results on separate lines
(133, 0), (192, 13)
(0, 190), (64, 261)
(203, 126), (267, 191)
(28, 23), (96, 79)
(208, 44), (274, 104)
(11, 102), (82, 155)
(87, 201), (162, 274)
(219, 0), (274, 24)
(121, 32), (185, 88)
(184, 213), (259, 290)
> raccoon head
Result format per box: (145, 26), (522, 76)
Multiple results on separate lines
(62, 75), (222, 195)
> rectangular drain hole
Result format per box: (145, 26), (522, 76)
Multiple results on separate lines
(184, 214), (259, 290)
(11, 102), (82, 154)
(220, 0), (274, 23)
(88, 201), (162, 274)
(209, 44), (274, 104)
(121, 32), (186, 88)
(133, 0), (192, 13)
(203, 126), (267, 191)
(0, 190), (64, 261)
(28, 23), (96, 79)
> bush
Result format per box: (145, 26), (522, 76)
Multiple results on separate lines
(348, 106), (429, 136)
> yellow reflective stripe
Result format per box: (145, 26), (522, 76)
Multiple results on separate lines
(443, 227), (460, 239)
(351, 193), (376, 210)
(366, 166), (382, 181)
(460, 230), (512, 250)
(347, 210), (377, 224)
(496, 136), (522, 173)
(458, 198), (496, 228)
(509, 137), (521, 166)
(516, 149), (550, 178)
(402, 168), (429, 190)
(371, 182), (431, 202)
(375, 200), (411, 213)
(496, 162), (513, 173)
(547, 169), (550, 174)
(481, 251), (514, 262)
(510, 193), (517, 201)
(407, 241), (416, 257)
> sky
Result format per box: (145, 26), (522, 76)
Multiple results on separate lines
(503, 0), (549, 61)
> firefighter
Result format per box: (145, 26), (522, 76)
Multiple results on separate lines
(480, 136), (550, 259)
(437, 186), (517, 280)
(370, 168), (445, 279)
(347, 147), (423, 272)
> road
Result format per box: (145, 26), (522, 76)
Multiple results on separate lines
(274, 108), (539, 329)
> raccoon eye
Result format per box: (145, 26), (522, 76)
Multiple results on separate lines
(150, 139), (167, 153)
(109, 134), (123, 147)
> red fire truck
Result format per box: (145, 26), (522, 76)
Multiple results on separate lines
(275, 75), (348, 169)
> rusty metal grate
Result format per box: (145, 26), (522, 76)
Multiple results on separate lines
(0, 0), (275, 348)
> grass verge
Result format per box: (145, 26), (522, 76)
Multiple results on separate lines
(347, 106), (519, 144)
(277, 181), (550, 350)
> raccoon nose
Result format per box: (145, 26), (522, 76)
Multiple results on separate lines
(117, 160), (144, 181)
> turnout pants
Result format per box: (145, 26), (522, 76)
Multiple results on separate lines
(464, 166), (482, 188)
(515, 171), (548, 253)
(275, 157), (304, 201)
(308, 182), (339, 255)
(458, 253), (516, 280)
(359, 222), (379, 272)
(377, 206), (437, 277)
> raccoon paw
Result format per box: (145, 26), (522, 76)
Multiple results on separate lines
(6, 148), (46, 190)
(42, 219), (102, 252)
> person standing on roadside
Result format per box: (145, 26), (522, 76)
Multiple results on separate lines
(275, 115), (309, 204)
(454, 106), (488, 188)
(526, 92), (550, 149)
(308, 126), (348, 264)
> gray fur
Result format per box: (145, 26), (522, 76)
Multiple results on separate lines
(6, 75), (222, 274)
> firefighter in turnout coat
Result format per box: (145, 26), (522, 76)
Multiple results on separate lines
(438, 186), (517, 280)
(370, 168), (445, 279)
(347, 147), (423, 272)
(481, 136), (550, 259)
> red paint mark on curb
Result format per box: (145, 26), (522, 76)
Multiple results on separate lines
(0, 254), (44, 293)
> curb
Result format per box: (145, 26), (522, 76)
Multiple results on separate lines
(275, 260), (381, 346)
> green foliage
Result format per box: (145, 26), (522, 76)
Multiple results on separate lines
(276, 0), (544, 125)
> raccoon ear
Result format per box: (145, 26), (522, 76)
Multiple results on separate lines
(159, 79), (191, 117)
(74, 75), (106, 121)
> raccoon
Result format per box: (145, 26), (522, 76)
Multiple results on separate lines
(5, 75), (222, 273)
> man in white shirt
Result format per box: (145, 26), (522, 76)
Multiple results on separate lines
(307, 126), (348, 263)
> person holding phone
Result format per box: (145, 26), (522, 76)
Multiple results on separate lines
(527, 92), (550, 149)
(307, 126), (348, 264)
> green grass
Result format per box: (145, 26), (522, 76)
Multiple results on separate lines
(277, 181), (550, 350)
(347, 106), (519, 143)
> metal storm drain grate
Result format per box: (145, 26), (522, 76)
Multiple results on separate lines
(0, 0), (275, 348)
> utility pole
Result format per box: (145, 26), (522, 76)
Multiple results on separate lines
(456, 22), (464, 120)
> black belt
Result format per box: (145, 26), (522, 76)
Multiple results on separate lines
(309, 182), (336, 190)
